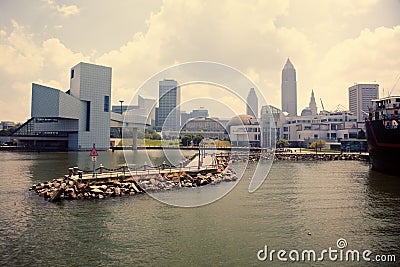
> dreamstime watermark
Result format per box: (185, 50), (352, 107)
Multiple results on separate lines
(257, 238), (397, 263)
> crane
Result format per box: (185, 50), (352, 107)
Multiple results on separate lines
(320, 98), (325, 111)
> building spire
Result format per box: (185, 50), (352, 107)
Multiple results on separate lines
(309, 90), (317, 115)
(284, 58), (294, 69)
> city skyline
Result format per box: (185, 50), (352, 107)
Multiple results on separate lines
(1, 0), (400, 122)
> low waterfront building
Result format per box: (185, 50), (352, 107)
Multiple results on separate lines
(281, 111), (360, 148)
(227, 115), (261, 147)
(180, 117), (227, 140)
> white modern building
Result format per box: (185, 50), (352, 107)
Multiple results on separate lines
(349, 83), (379, 122)
(281, 58), (297, 116)
(246, 88), (258, 118)
(156, 79), (180, 131)
(227, 115), (261, 147)
(12, 62), (147, 150)
(138, 95), (156, 125)
(282, 111), (359, 147)
(260, 105), (283, 148)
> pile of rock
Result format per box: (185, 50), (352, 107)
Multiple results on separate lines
(273, 153), (368, 161)
(230, 152), (368, 162)
(137, 168), (238, 191)
(29, 156), (238, 202)
(29, 176), (143, 202)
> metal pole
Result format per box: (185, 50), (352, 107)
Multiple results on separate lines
(92, 159), (96, 178)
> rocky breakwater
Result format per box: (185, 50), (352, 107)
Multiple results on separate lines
(29, 155), (238, 202)
(231, 152), (368, 162)
(137, 166), (238, 191)
(273, 153), (368, 161)
(29, 176), (144, 202)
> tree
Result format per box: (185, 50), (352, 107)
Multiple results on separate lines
(276, 138), (290, 148)
(193, 134), (204, 146)
(181, 133), (194, 146)
(310, 139), (326, 151)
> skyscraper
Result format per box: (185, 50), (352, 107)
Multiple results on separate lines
(309, 90), (317, 115)
(348, 83), (379, 122)
(246, 88), (258, 118)
(157, 79), (180, 131)
(281, 58), (297, 116)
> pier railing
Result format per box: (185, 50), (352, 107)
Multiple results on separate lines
(67, 153), (230, 180)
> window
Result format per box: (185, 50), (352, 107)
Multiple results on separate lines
(86, 101), (91, 131)
(104, 95), (110, 112)
(71, 69), (74, 79)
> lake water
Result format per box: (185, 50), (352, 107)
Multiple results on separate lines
(0, 150), (399, 266)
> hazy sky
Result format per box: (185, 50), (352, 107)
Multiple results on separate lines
(1, 0), (400, 122)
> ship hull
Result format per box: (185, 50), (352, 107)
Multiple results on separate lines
(365, 120), (400, 176)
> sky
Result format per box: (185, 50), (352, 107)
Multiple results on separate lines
(1, 0), (400, 122)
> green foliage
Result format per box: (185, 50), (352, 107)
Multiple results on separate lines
(310, 139), (326, 151)
(0, 124), (20, 136)
(181, 133), (194, 146)
(193, 134), (204, 145)
(276, 138), (290, 148)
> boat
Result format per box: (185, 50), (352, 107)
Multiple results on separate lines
(365, 96), (400, 175)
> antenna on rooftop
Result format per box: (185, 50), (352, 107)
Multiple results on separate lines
(388, 74), (400, 97)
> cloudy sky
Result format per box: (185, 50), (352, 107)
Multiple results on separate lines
(1, 0), (400, 122)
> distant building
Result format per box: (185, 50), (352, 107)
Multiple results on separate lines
(138, 95), (156, 125)
(281, 58), (297, 116)
(111, 105), (137, 114)
(348, 83), (379, 122)
(282, 111), (359, 147)
(246, 88), (258, 118)
(227, 115), (260, 147)
(156, 79), (180, 131)
(112, 96), (156, 126)
(0, 121), (16, 131)
(260, 105), (282, 148)
(301, 90), (318, 116)
(180, 117), (227, 140)
(181, 107), (209, 126)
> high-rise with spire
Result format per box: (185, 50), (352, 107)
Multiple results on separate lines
(281, 58), (297, 116)
(309, 90), (317, 115)
(246, 88), (258, 118)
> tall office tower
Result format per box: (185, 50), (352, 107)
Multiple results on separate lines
(281, 58), (297, 116)
(309, 90), (318, 115)
(68, 62), (112, 149)
(348, 83), (379, 122)
(157, 79), (180, 130)
(246, 88), (259, 118)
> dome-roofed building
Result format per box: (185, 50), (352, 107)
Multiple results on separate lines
(226, 114), (257, 133)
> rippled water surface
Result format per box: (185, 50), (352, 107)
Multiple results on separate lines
(0, 150), (399, 266)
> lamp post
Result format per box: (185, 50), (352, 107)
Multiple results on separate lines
(119, 100), (124, 141)
(119, 100), (124, 114)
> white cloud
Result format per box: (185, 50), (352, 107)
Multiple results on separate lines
(0, 21), (90, 121)
(45, 0), (80, 17)
(1, 0), (400, 122)
(315, 25), (400, 109)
